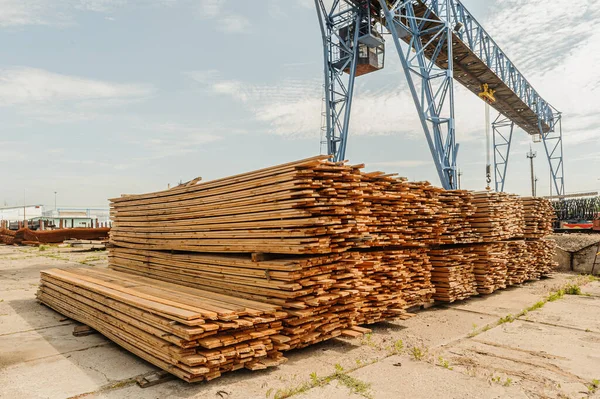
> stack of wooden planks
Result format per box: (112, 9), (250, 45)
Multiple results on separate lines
(0, 228), (16, 245)
(360, 173), (444, 247)
(109, 247), (365, 350)
(505, 240), (530, 285)
(109, 156), (368, 255)
(525, 239), (557, 279)
(470, 192), (524, 241)
(437, 190), (480, 244)
(350, 251), (410, 325)
(351, 248), (434, 322)
(429, 246), (478, 302)
(522, 197), (555, 238)
(37, 268), (287, 382)
(472, 242), (509, 294)
(35, 156), (563, 384)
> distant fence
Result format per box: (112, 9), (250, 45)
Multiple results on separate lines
(552, 196), (600, 221)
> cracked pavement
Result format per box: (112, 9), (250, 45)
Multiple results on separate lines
(1, 245), (599, 399)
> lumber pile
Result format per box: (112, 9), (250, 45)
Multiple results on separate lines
(0, 228), (110, 246)
(351, 248), (433, 324)
(525, 239), (557, 279)
(437, 190), (480, 244)
(472, 242), (509, 294)
(35, 156), (563, 384)
(37, 268), (287, 382)
(429, 246), (478, 302)
(470, 192), (524, 241)
(109, 247), (365, 350)
(522, 197), (555, 238)
(18, 227), (110, 245)
(360, 173), (444, 247)
(0, 228), (16, 245)
(109, 156), (368, 255)
(505, 240), (530, 285)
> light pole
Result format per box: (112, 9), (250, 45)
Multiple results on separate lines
(526, 146), (537, 197)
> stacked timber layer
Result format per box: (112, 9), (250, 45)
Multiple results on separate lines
(522, 197), (555, 238)
(0, 228), (15, 245)
(470, 192), (524, 241)
(37, 268), (287, 382)
(429, 247), (478, 302)
(525, 239), (557, 279)
(360, 172), (444, 247)
(351, 248), (433, 324)
(472, 242), (509, 294)
(437, 190), (480, 244)
(109, 247), (366, 350)
(109, 156), (367, 255)
(506, 240), (530, 285)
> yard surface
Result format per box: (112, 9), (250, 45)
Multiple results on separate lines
(1, 244), (599, 399)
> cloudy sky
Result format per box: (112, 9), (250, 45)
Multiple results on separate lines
(1, 0), (598, 209)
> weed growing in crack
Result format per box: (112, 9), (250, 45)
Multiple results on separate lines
(437, 356), (453, 370)
(273, 365), (373, 399)
(587, 379), (600, 393)
(563, 284), (581, 295)
(498, 314), (516, 324)
(410, 346), (426, 361)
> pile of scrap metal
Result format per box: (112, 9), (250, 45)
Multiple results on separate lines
(552, 196), (600, 231)
(0, 228), (110, 246)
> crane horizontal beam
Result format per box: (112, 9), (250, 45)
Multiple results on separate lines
(396, 0), (557, 136)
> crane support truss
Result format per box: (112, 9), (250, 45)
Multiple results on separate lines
(493, 111), (564, 196)
(315, 0), (361, 162)
(379, 0), (457, 189)
(315, 0), (565, 193)
(492, 115), (514, 193)
(541, 113), (565, 196)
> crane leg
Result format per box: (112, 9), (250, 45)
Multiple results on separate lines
(492, 114), (514, 193)
(541, 113), (565, 196)
(378, 0), (457, 189)
(315, 0), (360, 162)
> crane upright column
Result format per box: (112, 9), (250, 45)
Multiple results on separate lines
(315, 0), (385, 162)
(378, 0), (458, 189)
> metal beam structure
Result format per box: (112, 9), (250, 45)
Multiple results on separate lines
(379, 0), (457, 189)
(315, 0), (564, 193)
(315, 0), (361, 162)
(492, 114), (514, 193)
(541, 112), (565, 196)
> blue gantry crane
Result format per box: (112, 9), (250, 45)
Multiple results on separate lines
(314, 0), (565, 195)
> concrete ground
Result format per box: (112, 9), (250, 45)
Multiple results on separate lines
(1, 245), (600, 399)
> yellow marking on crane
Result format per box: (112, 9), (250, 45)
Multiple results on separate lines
(478, 83), (496, 105)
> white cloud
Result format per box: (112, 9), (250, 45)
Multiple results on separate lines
(124, 122), (228, 164)
(197, 0), (250, 34)
(0, 0), (167, 27)
(484, 0), (600, 147)
(0, 0), (58, 27)
(0, 67), (153, 124)
(198, 0), (223, 18)
(219, 14), (250, 33)
(75, 0), (126, 13)
(0, 67), (153, 106)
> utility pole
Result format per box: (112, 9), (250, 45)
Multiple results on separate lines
(526, 146), (537, 197)
(534, 176), (538, 197)
(458, 169), (463, 190)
